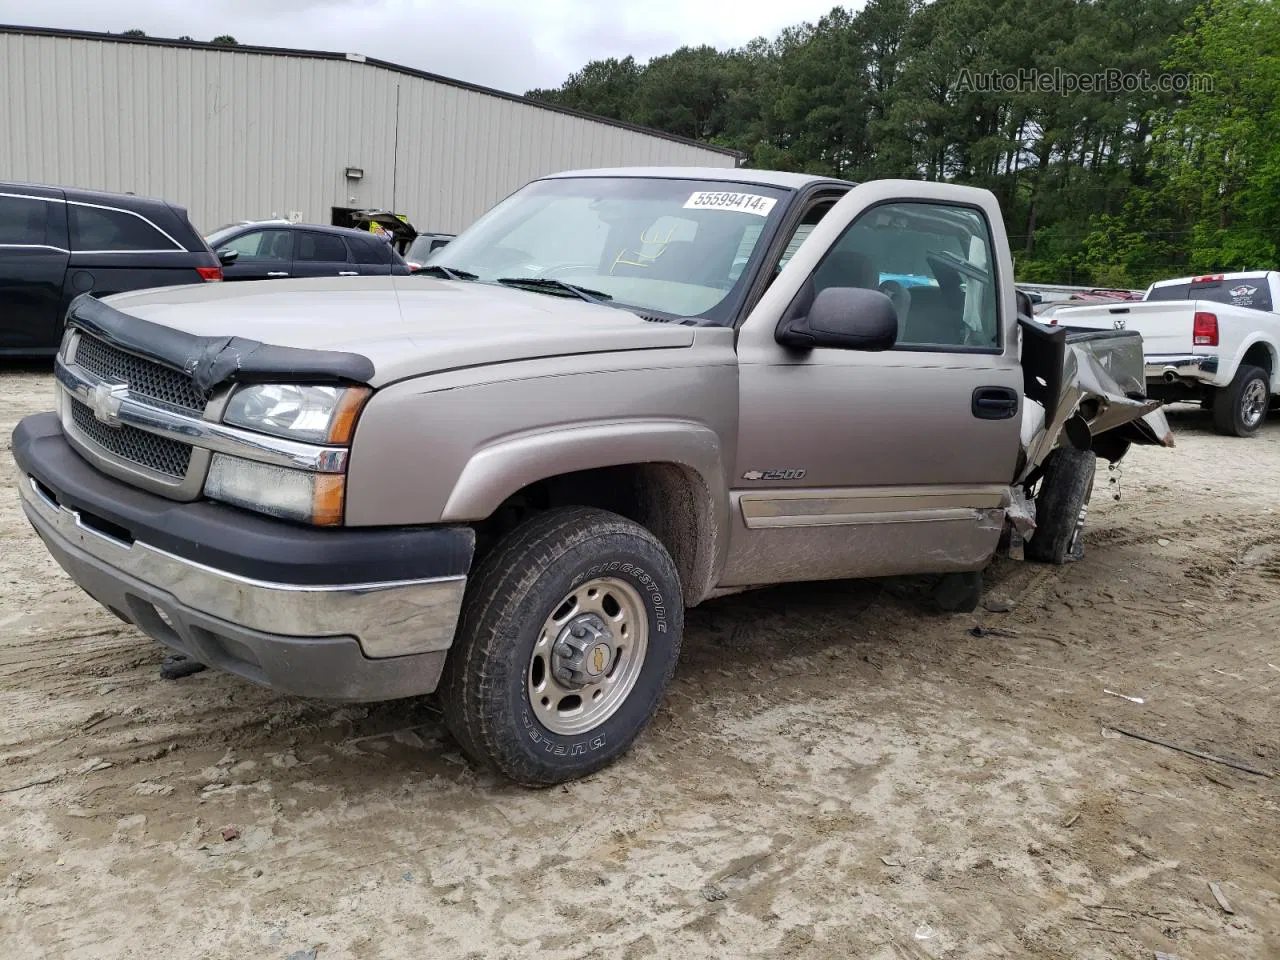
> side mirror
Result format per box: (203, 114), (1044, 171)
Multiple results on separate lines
(777, 286), (898, 351)
(216, 247), (239, 266)
(1016, 289), (1035, 318)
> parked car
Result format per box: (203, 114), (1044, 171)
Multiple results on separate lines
(403, 232), (456, 272)
(1051, 271), (1280, 436)
(12, 168), (1172, 785)
(0, 181), (221, 356)
(204, 222), (411, 281)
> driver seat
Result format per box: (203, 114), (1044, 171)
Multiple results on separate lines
(813, 250), (877, 290)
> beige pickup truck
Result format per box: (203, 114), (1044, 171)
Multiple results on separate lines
(13, 168), (1171, 784)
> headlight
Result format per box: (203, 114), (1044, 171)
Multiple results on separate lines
(205, 454), (345, 526)
(223, 384), (370, 444)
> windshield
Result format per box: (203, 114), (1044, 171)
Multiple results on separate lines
(428, 177), (789, 321)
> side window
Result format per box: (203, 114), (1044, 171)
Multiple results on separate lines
(297, 232), (350, 263)
(811, 201), (999, 350)
(769, 199), (837, 280)
(0, 196), (51, 246)
(221, 229), (292, 261)
(777, 223), (818, 273)
(69, 204), (177, 252)
(349, 237), (389, 265)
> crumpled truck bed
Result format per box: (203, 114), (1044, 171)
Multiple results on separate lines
(1018, 320), (1174, 482)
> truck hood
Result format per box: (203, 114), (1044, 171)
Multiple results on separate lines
(101, 276), (695, 385)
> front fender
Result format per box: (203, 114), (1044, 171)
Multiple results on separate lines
(343, 350), (738, 535)
(441, 419), (727, 525)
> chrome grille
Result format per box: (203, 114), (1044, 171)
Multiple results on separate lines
(70, 399), (193, 479)
(74, 334), (208, 413)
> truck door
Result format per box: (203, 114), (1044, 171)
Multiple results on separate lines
(725, 181), (1023, 586)
(0, 190), (70, 353)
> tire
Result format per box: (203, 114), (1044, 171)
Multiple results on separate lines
(1026, 446), (1096, 565)
(439, 507), (683, 785)
(1212, 364), (1270, 437)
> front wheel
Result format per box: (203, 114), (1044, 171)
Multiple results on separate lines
(439, 507), (683, 785)
(1212, 364), (1270, 437)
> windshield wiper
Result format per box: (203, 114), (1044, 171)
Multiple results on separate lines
(495, 277), (613, 303)
(417, 264), (478, 281)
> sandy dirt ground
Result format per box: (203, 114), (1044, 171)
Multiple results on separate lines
(1, 364), (1277, 960)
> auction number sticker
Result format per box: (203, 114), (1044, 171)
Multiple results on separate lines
(683, 191), (777, 216)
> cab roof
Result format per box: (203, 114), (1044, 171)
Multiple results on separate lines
(543, 167), (853, 191)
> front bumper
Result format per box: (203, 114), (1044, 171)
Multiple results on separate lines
(14, 413), (474, 702)
(1145, 353), (1220, 385)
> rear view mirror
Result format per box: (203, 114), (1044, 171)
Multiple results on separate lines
(777, 286), (898, 351)
(216, 248), (239, 266)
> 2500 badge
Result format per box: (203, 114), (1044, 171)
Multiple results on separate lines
(742, 468), (807, 481)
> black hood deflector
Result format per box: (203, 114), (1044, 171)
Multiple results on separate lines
(66, 294), (376, 393)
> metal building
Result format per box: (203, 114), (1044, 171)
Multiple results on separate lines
(0, 25), (739, 235)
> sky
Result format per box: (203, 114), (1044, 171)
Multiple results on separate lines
(0, 0), (849, 94)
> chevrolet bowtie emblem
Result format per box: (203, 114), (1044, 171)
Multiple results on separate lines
(89, 382), (129, 428)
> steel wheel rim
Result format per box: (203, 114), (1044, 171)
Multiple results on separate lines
(1241, 380), (1268, 428)
(527, 577), (649, 736)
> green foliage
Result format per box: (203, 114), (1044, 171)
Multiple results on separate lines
(527, 0), (1279, 286)
(1156, 0), (1280, 271)
(527, 57), (641, 120)
(211, 35), (238, 46)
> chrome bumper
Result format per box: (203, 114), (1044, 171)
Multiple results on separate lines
(1145, 353), (1219, 383)
(20, 474), (465, 664)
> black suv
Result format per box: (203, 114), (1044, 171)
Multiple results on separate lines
(204, 221), (411, 281)
(0, 182), (221, 356)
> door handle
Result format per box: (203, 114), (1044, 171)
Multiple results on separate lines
(338, 271), (358, 276)
(267, 271), (289, 277)
(972, 386), (1019, 420)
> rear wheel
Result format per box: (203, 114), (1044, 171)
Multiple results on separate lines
(1027, 446), (1096, 565)
(1212, 364), (1269, 437)
(439, 507), (683, 785)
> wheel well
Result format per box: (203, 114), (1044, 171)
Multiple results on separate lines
(1242, 342), (1274, 378)
(472, 463), (718, 606)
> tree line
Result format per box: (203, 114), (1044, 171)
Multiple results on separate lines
(527, 0), (1279, 288)
(122, 30), (238, 45)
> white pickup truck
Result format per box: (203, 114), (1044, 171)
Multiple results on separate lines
(1053, 271), (1280, 436)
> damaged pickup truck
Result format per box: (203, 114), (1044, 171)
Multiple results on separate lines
(12, 169), (1172, 784)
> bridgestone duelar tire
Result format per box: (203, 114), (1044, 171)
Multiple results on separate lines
(439, 507), (683, 785)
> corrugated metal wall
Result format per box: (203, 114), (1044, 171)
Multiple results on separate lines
(0, 31), (736, 234)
